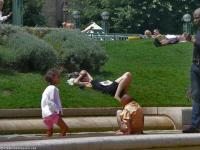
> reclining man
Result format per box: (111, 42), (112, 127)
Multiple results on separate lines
(153, 29), (192, 47)
(72, 70), (132, 102)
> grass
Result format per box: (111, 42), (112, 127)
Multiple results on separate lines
(0, 40), (193, 108)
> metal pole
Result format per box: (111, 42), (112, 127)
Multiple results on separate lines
(12, 0), (23, 26)
(105, 20), (107, 34)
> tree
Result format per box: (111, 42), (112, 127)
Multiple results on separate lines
(3, 0), (46, 26)
(23, 0), (46, 26)
(68, 0), (199, 34)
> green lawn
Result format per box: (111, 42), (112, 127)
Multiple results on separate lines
(0, 40), (193, 108)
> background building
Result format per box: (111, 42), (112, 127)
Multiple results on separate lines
(42, 0), (68, 27)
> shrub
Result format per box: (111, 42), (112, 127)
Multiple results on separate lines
(0, 45), (14, 69)
(0, 25), (20, 45)
(43, 29), (108, 72)
(24, 27), (51, 38)
(7, 31), (57, 72)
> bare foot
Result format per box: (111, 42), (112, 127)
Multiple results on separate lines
(60, 131), (68, 137)
(115, 130), (124, 135)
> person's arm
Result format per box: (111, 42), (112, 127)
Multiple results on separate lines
(73, 70), (93, 85)
(0, 15), (7, 22)
(86, 72), (93, 82)
(121, 110), (132, 134)
(54, 88), (63, 115)
(0, 12), (12, 22)
(125, 119), (132, 134)
(73, 74), (84, 85)
(160, 39), (169, 45)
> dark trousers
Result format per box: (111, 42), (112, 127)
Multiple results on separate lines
(191, 64), (200, 128)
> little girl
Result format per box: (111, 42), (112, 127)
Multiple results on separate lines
(41, 68), (68, 137)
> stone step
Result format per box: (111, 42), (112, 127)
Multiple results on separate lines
(1, 132), (200, 150)
(0, 116), (175, 134)
(0, 130), (181, 142)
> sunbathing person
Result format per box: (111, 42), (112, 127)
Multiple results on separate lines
(144, 30), (153, 39)
(69, 70), (132, 102)
(154, 32), (192, 47)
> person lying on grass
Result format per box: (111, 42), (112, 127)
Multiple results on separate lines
(116, 94), (144, 135)
(154, 32), (192, 47)
(69, 70), (132, 102)
(41, 68), (69, 137)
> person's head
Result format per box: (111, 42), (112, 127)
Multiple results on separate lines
(45, 68), (60, 85)
(78, 70), (90, 82)
(68, 72), (79, 79)
(144, 30), (152, 38)
(153, 29), (160, 36)
(193, 8), (200, 27)
(120, 93), (132, 106)
(62, 22), (75, 29)
(182, 32), (192, 42)
(0, 0), (4, 10)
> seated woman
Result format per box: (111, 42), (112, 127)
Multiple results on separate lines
(72, 70), (132, 102)
(116, 94), (144, 135)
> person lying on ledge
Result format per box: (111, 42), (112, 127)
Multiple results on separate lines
(71, 70), (132, 102)
(116, 94), (144, 135)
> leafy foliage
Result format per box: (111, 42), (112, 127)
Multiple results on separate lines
(3, 0), (46, 26)
(7, 31), (57, 72)
(68, 0), (199, 34)
(43, 29), (108, 72)
(23, 0), (46, 26)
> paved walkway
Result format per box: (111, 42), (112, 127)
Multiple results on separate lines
(1, 130), (200, 150)
(0, 130), (181, 142)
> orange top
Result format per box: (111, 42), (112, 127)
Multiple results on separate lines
(120, 101), (144, 134)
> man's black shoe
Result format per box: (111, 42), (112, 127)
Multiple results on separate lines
(183, 126), (200, 133)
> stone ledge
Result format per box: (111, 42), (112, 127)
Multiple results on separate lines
(0, 108), (121, 118)
(0, 107), (192, 130)
(0, 116), (174, 134)
(0, 107), (160, 118)
(1, 133), (200, 150)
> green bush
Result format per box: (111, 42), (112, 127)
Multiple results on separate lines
(0, 46), (14, 69)
(24, 27), (51, 38)
(43, 29), (108, 72)
(0, 25), (20, 45)
(7, 31), (57, 72)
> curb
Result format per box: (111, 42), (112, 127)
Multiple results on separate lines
(1, 133), (200, 150)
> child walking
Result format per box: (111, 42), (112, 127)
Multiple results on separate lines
(41, 68), (68, 137)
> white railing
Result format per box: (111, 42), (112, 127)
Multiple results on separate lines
(85, 33), (144, 41)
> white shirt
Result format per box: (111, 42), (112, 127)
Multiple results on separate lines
(165, 34), (177, 39)
(0, 11), (8, 22)
(41, 85), (63, 118)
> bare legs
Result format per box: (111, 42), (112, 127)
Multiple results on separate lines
(46, 118), (69, 137)
(114, 72), (132, 102)
(56, 118), (69, 136)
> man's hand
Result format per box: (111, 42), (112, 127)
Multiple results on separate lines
(7, 12), (12, 18)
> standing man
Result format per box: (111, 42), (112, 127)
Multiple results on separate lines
(183, 8), (200, 133)
(0, 0), (12, 23)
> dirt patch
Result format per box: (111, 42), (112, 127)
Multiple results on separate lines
(2, 88), (14, 96)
